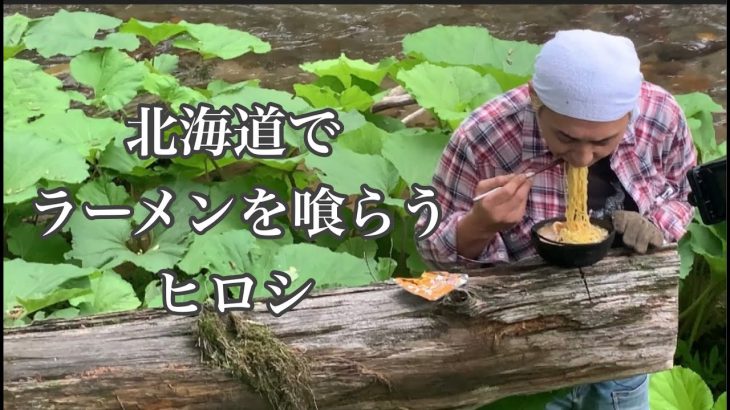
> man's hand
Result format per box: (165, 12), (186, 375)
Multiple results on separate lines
(470, 174), (532, 232)
(612, 210), (665, 253)
(456, 174), (532, 259)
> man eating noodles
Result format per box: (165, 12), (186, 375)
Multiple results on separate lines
(415, 29), (697, 409)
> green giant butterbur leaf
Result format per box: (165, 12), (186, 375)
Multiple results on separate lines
(396, 62), (502, 130)
(143, 72), (208, 109)
(210, 85), (311, 114)
(294, 84), (340, 109)
(23, 10), (139, 58)
(300, 53), (392, 89)
(304, 146), (402, 207)
(207, 79), (261, 96)
(713, 392), (726, 410)
(381, 129), (451, 187)
(76, 179), (132, 207)
(4, 13), (30, 60)
(3, 58), (71, 130)
(65, 180), (207, 272)
(271, 243), (380, 289)
(180, 233), (378, 297)
(178, 229), (274, 278)
(173, 21), (270, 60)
(295, 82), (376, 112)
(686, 219), (726, 278)
(334, 122), (389, 155)
(69, 271), (141, 315)
(7, 224), (72, 264)
(97, 136), (157, 176)
(118, 18), (187, 46)
(209, 85), (314, 150)
(649, 366), (714, 410)
(70, 48), (148, 112)
(3, 259), (95, 320)
(674, 92), (726, 163)
(338, 86), (375, 111)
(151, 53), (180, 75)
(402, 24), (541, 89)
(3, 132), (90, 204)
(15, 110), (133, 158)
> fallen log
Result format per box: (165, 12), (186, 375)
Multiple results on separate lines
(4, 247), (680, 410)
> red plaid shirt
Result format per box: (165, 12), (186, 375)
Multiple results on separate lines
(416, 82), (697, 270)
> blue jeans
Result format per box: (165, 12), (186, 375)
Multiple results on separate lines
(545, 374), (649, 410)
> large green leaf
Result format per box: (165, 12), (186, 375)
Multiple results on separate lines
(16, 110), (133, 158)
(179, 228), (295, 299)
(294, 84), (340, 109)
(6, 224), (72, 264)
(76, 179), (131, 206)
(650, 366), (714, 410)
(3, 58), (71, 130)
(143, 72), (208, 109)
(382, 129), (450, 187)
(396, 62), (502, 129)
(686, 221), (726, 277)
(70, 271), (141, 315)
(675, 93), (726, 163)
(713, 392), (726, 410)
(3, 259), (95, 320)
(675, 92), (725, 118)
(272, 243), (380, 289)
(203, 173), (292, 235)
(339, 86), (375, 111)
(178, 229), (273, 277)
(3, 13), (30, 60)
(3, 132), (90, 204)
(678, 233), (695, 280)
(304, 146), (402, 206)
(295, 83), (376, 111)
(207, 79), (260, 96)
(335, 237), (394, 281)
(173, 21), (270, 60)
(97, 136), (157, 176)
(70, 48), (148, 111)
(152, 53), (180, 75)
(300, 53), (391, 89)
(335, 122), (390, 155)
(402, 25), (541, 78)
(210, 85), (311, 114)
(209, 85), (313, 149)
(23, 10), (139, 58)
(65, 180), (206, 272)
(118, 18), (187, 46)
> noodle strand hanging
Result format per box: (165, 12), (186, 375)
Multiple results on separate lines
(555, 165), (608, 244)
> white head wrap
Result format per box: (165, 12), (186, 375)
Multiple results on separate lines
(531, 30), (643, 122)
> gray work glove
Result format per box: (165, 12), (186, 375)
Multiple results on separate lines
(612, 210), (665, 254)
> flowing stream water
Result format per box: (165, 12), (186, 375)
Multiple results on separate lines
(5, 4), (727, 137)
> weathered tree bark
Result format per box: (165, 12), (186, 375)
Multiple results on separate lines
(4, 247), (680, 410)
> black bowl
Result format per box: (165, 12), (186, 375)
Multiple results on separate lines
(530, 217), (616, 268)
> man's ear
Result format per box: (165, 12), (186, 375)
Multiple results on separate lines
(527, 81), (543, 114)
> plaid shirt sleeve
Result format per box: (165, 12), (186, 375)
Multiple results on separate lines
(643, 93), (698, 242)
(414, 106), (520, 270)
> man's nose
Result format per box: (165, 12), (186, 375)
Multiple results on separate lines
(569, 145), (593, 168)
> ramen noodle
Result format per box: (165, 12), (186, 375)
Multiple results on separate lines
(553, 165), (608, 244)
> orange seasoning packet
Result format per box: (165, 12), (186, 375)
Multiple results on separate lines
(394, 271), (468, 301)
